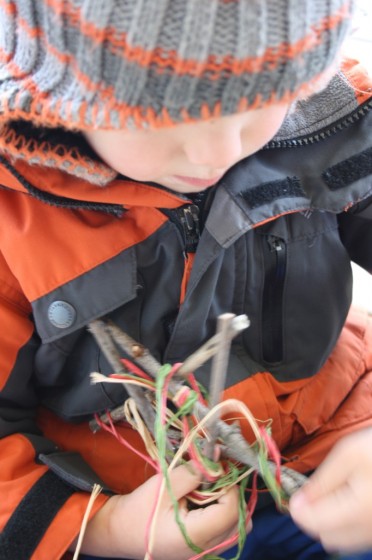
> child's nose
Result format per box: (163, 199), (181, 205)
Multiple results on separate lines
(183, 120), (243, 169)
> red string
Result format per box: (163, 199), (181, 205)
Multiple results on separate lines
(95, 362), (263, 560)
(94, 412), (159, 471)
(187, 372), (209, 407)
(120, 358), (154, 381)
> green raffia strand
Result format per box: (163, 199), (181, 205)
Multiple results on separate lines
(236, 474), (250, 559)
(200, 461), (242, 492)
(154, 365), (249, 560)
(195, 446), (224, 479)
(163, 390), (199, 463)
(165, 389), (199, 426)
(256, 436), (288, 509)
(196, 380), (209, 401)
(155, 364), (204, 557)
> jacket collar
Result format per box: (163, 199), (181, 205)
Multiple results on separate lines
(272, 59), (372, 143)
(0, 155), (187, 211)
(0, 60), (371, 218)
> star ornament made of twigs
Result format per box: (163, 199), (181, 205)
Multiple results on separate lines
(88, 315), (307, 503)
(86, 314), (309, 559)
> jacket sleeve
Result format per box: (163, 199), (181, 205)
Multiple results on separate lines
(0, 252), (109, 560)
(338, 193), (372, 274)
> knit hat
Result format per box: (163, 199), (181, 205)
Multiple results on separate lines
(0, 0), (354, 132)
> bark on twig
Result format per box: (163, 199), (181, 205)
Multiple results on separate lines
(88, 321), (156, 437)
(203, 313), (235, 461)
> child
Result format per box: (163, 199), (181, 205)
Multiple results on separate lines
(1, 0), (372, 558)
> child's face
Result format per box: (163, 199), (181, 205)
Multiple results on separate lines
(84, 103), (289, 193)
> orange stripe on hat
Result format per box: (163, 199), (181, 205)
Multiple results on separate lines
(18, 0), (352, 78)
(341, 57), (372, 106)
(0, 0), (355, 132)
(0, 0), (16, 15)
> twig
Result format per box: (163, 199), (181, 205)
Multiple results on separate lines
(194, 406), (307, 496)
(177, 314), (249, 376)
(88, 315), (247, 433)
(88, 321), (156, 437)
(105, 320), (162, 376)
(203, 313), (236, 461)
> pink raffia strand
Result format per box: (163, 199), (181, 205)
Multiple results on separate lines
(94, 412), (159, 471)
(121, 358), (154, 381)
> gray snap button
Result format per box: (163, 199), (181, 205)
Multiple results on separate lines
(48, 301), (77, 329)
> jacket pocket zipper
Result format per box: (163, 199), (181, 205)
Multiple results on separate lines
(262, 235), (286, 364)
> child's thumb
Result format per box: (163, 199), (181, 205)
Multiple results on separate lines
(166, 462), (202, 500)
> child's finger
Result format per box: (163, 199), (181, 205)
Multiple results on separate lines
(165, 463), (202, 501)
(188, 485), (241, 533)
(290, 482), (358, 537)
(290, 438), (356, 505)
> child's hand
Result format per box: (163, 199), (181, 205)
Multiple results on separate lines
(289, 428), (372, 553)
(79, 462), (245, 559)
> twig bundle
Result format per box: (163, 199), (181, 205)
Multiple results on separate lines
(88, 317), (307, 559)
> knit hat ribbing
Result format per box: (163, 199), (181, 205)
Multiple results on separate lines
(0, 0), (354, 131)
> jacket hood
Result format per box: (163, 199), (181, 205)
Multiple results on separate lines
(272, 58), (372, 143)
(0, 154), (188, 214)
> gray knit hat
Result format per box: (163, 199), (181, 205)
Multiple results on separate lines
(0, 0), (354, 132)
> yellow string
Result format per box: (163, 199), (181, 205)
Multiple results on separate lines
(72, 484), (103, 560)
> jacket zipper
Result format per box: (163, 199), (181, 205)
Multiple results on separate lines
(161, 204), (201, 318)
(178, 204), (201, 253)
(266, 98), (372, 149)
(262, 235), (286, 364)
(165, 204), (201, 254)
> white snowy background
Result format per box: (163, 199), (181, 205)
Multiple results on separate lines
(343, 0), (372, 311)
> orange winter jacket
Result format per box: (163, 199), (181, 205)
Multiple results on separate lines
(0, 61), (372, 559)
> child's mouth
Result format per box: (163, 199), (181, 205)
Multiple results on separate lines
(173, 175), (223, 188)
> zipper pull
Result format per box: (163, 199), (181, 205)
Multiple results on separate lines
(178, 204), (200, 252)
(268, 236), (284, 252)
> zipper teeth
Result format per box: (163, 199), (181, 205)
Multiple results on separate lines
(266, 98), (372, 150)
(262, 235), (286, 364)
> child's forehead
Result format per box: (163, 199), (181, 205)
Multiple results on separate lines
(86, 101), (288, 135)
(0, 0), (354, 132)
